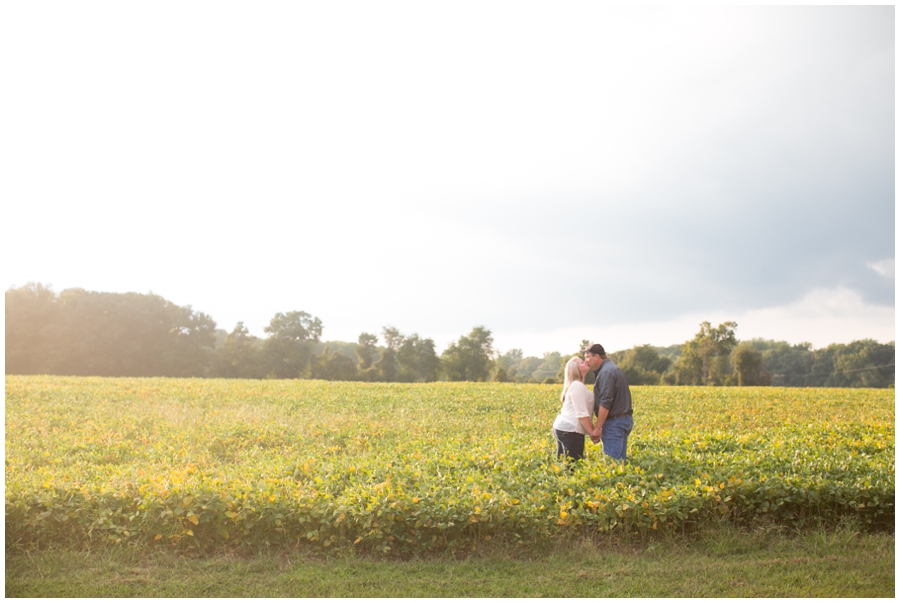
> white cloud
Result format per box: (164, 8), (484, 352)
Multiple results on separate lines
(2, 5), (893, 357)
(868, 259), (895, 280)
(735, 287), (894, 346)
(493, 287), (894, 357)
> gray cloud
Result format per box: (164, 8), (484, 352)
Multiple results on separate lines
(5, 4), (892, 349)
(474, 7), (894, 331)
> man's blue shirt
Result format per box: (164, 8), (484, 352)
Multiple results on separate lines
(593, 358), (633, 418)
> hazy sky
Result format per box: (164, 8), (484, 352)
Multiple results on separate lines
(3, 3), (895, 357)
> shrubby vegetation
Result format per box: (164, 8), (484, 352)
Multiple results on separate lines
(6, 284), (894, 387)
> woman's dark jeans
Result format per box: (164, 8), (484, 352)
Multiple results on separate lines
(553, 428), (585, 460)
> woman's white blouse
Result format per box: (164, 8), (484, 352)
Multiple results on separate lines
(552, 381), (593, 435)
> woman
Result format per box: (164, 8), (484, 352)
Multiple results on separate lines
(552, 356), (595, 460)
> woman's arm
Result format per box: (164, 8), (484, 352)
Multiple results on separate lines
(573, 382), (594, 435)
(578, 415), (594, 435)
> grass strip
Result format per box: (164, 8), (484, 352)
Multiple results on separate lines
(7, 523), (893, 597)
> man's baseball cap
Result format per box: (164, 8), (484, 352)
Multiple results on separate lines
(581, 343), (605, 355)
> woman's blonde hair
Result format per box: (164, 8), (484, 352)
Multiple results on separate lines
(560, 356), (584, 402)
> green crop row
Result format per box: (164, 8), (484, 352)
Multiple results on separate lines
(5, 377), (894, 553)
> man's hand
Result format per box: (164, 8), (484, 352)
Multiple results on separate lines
(590, 434), (601, 445)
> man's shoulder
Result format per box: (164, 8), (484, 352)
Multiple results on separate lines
(597, 359), (627, 382)
(594, 359), (615, 385)
(599, 359), (619, 373)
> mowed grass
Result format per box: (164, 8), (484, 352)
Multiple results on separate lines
(6, 522), (894, 597)
(6, 377), (894, 555)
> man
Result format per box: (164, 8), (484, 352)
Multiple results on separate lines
(583, 343), (634, 460)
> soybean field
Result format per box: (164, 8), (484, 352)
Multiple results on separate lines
(5, 376), (894, 555)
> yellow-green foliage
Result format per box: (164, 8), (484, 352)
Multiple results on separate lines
(6, 376), (894, 553)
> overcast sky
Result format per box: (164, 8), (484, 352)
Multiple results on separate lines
(3, 3), (895, 357)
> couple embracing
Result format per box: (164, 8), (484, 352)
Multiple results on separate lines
(552, 343), (634, 461)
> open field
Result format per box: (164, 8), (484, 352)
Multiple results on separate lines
(6, 376), (894, 556)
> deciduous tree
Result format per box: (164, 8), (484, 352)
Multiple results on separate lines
(731, 343), (768, 386)
(310, 346), (358, 381)
(614, 344), (672, 385)
(214, 322), (265, 378)
(374, 326), (402, 381)
(396, 333), (441, 382)
(441, 326), (495, 382)
(5, 283), (58, 374)
(5, 284), (216, 377)
(355, 332), (379, 381)
(675, 321), (737, 385)
(262, 311), (323, 378)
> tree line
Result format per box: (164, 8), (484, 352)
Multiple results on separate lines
(5, 284), (492, 382)
(5, 284), (894, 387)
(601, 321), (894, 389)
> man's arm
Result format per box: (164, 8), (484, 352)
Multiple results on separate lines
(591, 406), (608, 441)
(591, 371), (614, 440)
